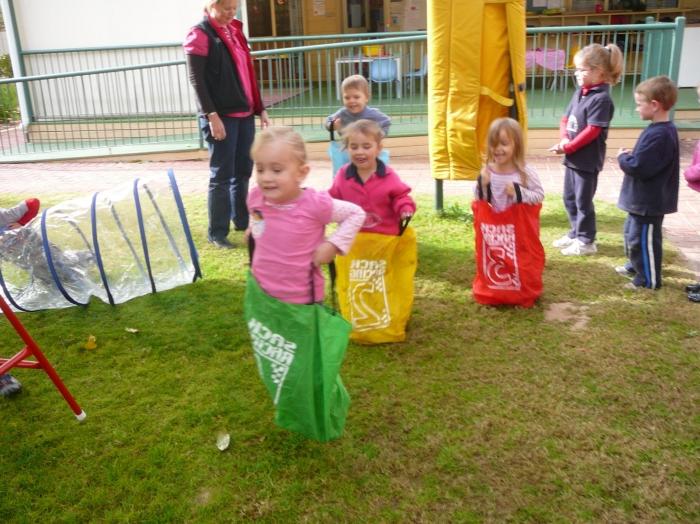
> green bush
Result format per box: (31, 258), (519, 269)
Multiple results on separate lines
(0, 54), (19, 122)
(0, 53), (12, 78)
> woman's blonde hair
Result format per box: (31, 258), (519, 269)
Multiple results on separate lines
(250, 126), (307, 165)
(576, 43), (624, 85)
(341, 119), (384, 149)
(486, 117), (528, 185)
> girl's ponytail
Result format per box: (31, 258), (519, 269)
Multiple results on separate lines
(604, 43), (623, 85)
(577, 43), (623, 86)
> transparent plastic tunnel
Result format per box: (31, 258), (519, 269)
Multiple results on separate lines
(0, 170), (201, 312)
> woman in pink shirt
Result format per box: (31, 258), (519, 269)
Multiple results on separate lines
(184, 0), (270, 249)
(247, 127), (365, 304)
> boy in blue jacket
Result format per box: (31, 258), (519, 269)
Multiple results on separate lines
(616, 76), (679, 290)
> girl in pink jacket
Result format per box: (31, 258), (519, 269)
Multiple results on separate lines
(329, 119), (415, 236)
(685, 144), (700, 193)
(684, 84), (700, 194)
(684, 83), (700, 302)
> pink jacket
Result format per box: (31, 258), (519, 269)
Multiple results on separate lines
(329, 161), (416, 235)
(684, 141), (700, 193)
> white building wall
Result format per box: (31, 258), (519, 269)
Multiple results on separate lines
(2, 0), (224, 120)
(13, 0), (205, 49)
(678, 26), (700, 88)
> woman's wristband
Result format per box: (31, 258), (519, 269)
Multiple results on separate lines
(207, 112), (218, 119)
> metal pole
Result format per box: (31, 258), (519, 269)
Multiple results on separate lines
(668, 16), (685, 83)
(2, 0), (34, 122)
(435, 179), (443, 212)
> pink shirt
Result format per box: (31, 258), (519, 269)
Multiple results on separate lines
(248, 187), (365, 304)
(684, 141), (700, 193)
(183, 15), (254, 118)
(329, 162), (416, 235)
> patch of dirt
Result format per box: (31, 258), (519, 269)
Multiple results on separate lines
(544, 302), (590, 331)
(194, 488), (212, 506)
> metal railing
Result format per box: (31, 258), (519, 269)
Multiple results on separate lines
(525, 17), (685, 127)
(0, 61), (196, 159)
(18, 32), (424, 76)
(0, 19), (685, 161)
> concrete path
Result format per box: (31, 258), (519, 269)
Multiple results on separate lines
(1, 138), (698, 278)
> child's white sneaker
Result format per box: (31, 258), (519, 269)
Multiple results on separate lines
(614, 265), (636, 277)
(552, 234), (575, 248)
(561, 239), (597, 256)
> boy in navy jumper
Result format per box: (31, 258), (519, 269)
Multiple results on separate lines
(616, 76), (679, 290)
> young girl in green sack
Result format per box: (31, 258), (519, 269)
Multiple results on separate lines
(244, 127), (364, 441)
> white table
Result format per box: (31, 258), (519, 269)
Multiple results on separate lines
(334, 55), (402, 99)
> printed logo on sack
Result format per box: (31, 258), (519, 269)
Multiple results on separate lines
(480, 223), (521, 290)
(248, 317), (297, 405)
(349, 259), (390, 331)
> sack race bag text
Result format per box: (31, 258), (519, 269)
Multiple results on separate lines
(244, 273), (351, 441)
(472, 200), (544, 308)
(335, 228), (417, 343)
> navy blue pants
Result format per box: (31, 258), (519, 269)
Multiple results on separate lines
(562, 166), (598, 244)
(201, 115), (255, 241)
(624, 213), (665, 289)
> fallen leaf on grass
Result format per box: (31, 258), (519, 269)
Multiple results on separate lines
(216, 433), (230, 451)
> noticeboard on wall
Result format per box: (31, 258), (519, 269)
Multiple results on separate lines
(390, 0), (426, 31)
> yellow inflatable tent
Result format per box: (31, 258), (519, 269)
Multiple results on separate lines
(428, 0), (528, 181)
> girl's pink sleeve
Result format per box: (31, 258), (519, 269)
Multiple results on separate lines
(684, 143), (700, 184)
(327, 199), (365, 255)
(520, 165), (545, 205)
(390, 177), (416, 216)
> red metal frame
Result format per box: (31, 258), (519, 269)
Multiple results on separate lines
(0, 296), (86, 421)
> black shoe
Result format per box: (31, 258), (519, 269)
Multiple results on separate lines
(0, 374), (22, 397)
(689, 291), (700, 303)
(208, 237), (235, 249)
(685, 283), (700, 293)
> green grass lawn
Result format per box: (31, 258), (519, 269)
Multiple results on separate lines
(1, 193), (698, 522)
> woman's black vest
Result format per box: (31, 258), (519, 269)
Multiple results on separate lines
(197, 19), (250, 114)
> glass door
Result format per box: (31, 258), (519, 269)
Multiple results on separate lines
(246, 0), (303, 37)
(369, 0), (386, 32)
(344, 0), (370, 33)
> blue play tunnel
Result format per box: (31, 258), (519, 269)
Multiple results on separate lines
(0, 170), (201, 312)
